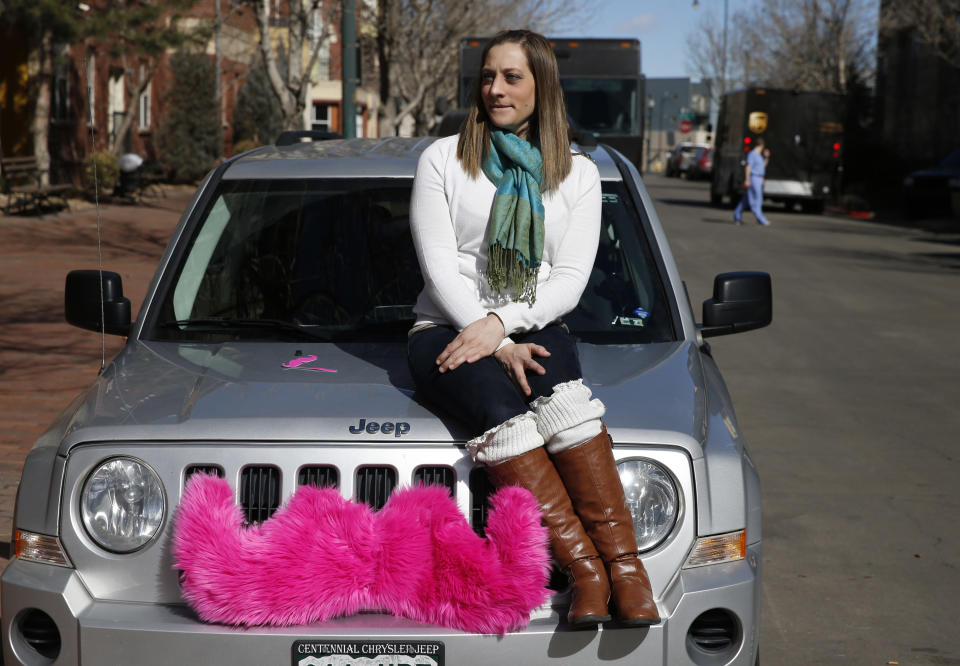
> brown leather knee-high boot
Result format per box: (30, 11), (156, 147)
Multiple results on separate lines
(551, 427), (661, 626)
(486, 446), (612, 627)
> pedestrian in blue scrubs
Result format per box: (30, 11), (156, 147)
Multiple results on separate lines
(734, 137), (771, 226)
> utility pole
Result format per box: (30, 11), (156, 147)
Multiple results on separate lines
(645, 97), (654, 172)
(721, 0), (728, 93)
(215, 0), (223, 156)
(659, 92), (667, 163)
(342, 0), (357, 137)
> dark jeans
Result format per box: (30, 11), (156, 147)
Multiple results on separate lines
(407, 323), (583, 435)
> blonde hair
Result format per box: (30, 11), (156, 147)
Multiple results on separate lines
(456, 30), (572, 192)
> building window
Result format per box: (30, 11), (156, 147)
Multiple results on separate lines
(108, 71), (125, 146)
(312, 102), (333, 132)
(86, 53), (96, 126)
(268, 0), (288, 27)
(308, 9), (331, 80)
(139, 81), (151, 130)
(52, 54), (70, 121)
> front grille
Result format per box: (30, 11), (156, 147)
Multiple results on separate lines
(413, 465), (455, 495)
(18, 609), (61, 659)
(688, 608), (739, 652)
(355, 466), (397, 510)
(469, 467), (493, 536)
(190, 463), (472, 521)
(240, 466), (281, 524)
(185, 464), (224, 480)
(298, 465), (339, 489)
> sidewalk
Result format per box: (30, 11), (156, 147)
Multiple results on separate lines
(0, 187), (194, 570)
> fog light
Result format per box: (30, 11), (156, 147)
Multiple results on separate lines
(687, 608), (740, 655)
(684, 530), (745, 568)
(15, 609), (62, 660)
(14, 530), (72, 567)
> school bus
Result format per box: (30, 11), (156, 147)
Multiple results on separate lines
(711, 87), (846, 213)
(459, 37), (645, 169)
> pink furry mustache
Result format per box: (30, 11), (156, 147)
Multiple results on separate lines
(172, 474), (551, 634)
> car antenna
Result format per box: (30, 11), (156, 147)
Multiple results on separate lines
(81, 56), (107, 375)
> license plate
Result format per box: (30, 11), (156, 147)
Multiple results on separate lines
(292, 640), (444, 666)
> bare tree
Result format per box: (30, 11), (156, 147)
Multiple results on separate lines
(371, 0), (586, 137)
(231, 0), (341, 131)
(687, 0), (875, 95)
(685, 7), (749, 107)
(880, 0), (960, 69)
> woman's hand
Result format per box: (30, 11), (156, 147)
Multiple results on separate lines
(436, 314), (505, 373)
(493, 342), (551, 397)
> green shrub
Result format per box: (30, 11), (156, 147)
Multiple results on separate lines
(83, 151), (120, 193)
(157, 51), (220, 183)
(233, 52), (285, 145)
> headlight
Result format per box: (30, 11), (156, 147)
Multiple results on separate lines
(617, 459), (678, 552)
(81, 457), (165, 552)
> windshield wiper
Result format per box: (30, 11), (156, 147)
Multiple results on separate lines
(323, 318), (413, 341)
(159, 316), (414, 342)
(159, 317), (331, 340)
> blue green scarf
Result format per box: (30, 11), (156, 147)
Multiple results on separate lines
(481, 130), (545, 305)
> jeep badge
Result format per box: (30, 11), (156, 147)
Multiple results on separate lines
(349, 419), (410, 437)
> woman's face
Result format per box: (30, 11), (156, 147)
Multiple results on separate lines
(481, 43), (536, 139)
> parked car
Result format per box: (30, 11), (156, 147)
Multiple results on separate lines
(903, 148), (960, 219)
(2, 133), (770, 666)
(665, 142), (709, 177)
(687, 147), (714, 180)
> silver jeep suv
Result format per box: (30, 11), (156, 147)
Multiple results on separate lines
(2, 134), (770, 666)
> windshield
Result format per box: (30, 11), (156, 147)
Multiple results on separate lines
(561, 78), (639, 135)
(145, 178), (674, 344)
(940, 149), (960, 169)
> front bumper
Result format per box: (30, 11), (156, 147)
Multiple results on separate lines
(3, 543), (761, 666)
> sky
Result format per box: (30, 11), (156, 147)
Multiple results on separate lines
(575, 0), (752, 79)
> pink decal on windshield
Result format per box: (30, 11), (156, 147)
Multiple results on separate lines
(283, 355), (318, 368)
(283, 355), (337, 372)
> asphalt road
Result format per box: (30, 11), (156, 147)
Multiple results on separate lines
(645, 173), (960, 665)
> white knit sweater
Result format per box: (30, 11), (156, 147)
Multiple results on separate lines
(410, 135), (601, 345)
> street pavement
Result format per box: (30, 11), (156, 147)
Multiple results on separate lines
(0, 175), (958, 664)
(646, 173), (960, 664)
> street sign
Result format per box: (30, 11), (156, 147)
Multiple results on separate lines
(679, 119), (692, 134)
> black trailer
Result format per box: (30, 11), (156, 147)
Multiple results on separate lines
(711, 87), (845, 213)
(459, 37), (645, 169)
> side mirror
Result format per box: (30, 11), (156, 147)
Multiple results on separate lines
(65, 270), (131, 336)
(700, 271), (772, 338)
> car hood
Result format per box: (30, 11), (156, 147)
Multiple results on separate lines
(51, 339), (708, 457)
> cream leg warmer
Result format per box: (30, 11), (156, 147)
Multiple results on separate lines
(531, 379), (606, 454)
(466, 412), (545, 464)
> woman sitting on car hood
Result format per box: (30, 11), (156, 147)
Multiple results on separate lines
(407, 28), (660, 629)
